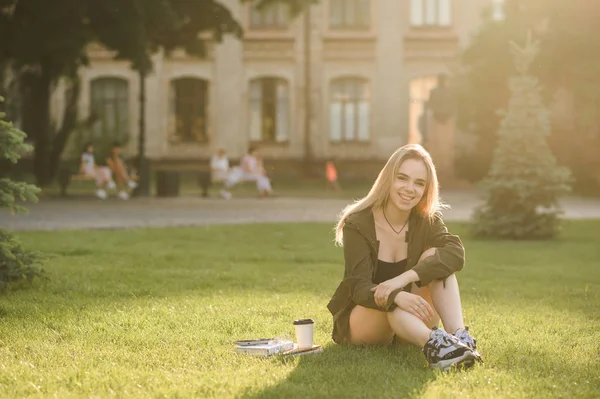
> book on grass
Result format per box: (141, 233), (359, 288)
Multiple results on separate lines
(282, 344), (323, 357)
(234, 339), (295, 357)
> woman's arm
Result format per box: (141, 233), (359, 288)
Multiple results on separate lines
(411, 213), (465, 287)
(342, 226), (401, 312)
(370, 269), (420, 308)
(241, 156), (253, 173)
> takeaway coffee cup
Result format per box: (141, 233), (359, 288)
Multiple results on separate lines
(293, 318), (315, 349)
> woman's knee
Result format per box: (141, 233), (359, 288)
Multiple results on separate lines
(429, 273), (458, 289)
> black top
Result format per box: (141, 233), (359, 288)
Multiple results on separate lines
(373, 259), (407, 284)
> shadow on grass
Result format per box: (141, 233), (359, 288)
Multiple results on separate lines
(240, 344), (437, 399)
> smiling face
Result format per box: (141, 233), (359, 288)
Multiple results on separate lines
(387, 157), (428, 212)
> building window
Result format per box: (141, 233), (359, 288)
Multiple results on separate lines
(491, 0), (505, 21)
(329, 0), (370, 30)
(90, 77), (129, 141)
(330, 78), (370, 142)
(250, 3), (289, 29)
(249, 78), (289, 143)
(408, 76), (438, 145)
(410, 0), (452, 27)
(170, 78), (209, 143)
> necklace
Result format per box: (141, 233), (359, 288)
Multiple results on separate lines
(382, 208), (409, 235)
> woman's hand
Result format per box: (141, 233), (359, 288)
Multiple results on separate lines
(371, 275), (408, 308)
(370, 270), (420, 308)
(394, 291), (434, 323)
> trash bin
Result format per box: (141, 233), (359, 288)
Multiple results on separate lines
(155, 170), (180, 197)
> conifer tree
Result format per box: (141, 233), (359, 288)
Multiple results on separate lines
(472, 34), (571, 239)
(0, 97), (45, 291)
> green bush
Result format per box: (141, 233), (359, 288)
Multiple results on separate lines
(0, 97), (45, 292)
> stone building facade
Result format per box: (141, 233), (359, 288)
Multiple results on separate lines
(69, 0), (501, 167)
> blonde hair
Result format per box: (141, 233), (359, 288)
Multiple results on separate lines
(334, 144), (444, 246)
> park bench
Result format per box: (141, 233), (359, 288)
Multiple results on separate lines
(155, 161), (257, 198)
(57, 161), (97, 197)
(57, 159), (138, 197)
(155, 163), (215, 197)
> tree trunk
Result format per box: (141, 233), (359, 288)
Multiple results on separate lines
(22, 70), (52, 186)
(134, 69), (150, 196)
(48, 75), (81, 179)
(302, 5), (314, 177)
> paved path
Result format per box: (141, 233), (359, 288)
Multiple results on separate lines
(1, 190), (599, 231)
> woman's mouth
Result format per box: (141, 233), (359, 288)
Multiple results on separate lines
(398, 193), (414, 202)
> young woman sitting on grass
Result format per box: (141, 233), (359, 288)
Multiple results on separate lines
(327, 144), (482, 370)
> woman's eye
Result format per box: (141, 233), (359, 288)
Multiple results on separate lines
(416, 181), (425, 187)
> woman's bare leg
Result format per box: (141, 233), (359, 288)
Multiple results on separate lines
(415, 247), (465, 334)
(110, 160), (128, 190)
(349, 305), (432, 348)
(386, 308), (432, 347)
(348, 305), (394, 345)
(429, 274), (465, 334)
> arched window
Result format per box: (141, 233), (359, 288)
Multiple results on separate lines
(249, 78), (289, 143)
(410, 0), (452, 27)
(408, 76), (438, 145)
(170, 78), (209, 143)
(90, 77), (129, 141)
(329, 0), (370, 30)
(330, 78), (370, 142)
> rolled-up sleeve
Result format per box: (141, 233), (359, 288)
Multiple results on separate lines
(411, 214), (465, 287)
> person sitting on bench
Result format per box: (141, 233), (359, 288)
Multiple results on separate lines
(106, 142), (137, 200)
(221, 146), (273, 198)
(210, 148), (233, 199)
(80, 142), (115, 200)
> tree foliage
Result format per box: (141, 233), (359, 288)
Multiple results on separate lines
(0, 0), (312, 184)
(0, 0), (242, 184)
(0, 96), (45, 292)
(455, 0), (600, 191)
(472, 35), (571, 240)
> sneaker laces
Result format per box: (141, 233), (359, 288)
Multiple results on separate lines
(428, 328), (454, 350)
(454, 327), (476, 350)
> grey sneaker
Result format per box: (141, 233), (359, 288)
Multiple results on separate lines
(423, 327), (477, 371)
(454, 326), (483, 363)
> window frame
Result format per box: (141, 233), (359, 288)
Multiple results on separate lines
(249, 3), (290, 30)
(328, 0), (371, 31)
(89, 77), (130, 142)
(410, 0), (453, 28)
(248, 77), (290, 144)
(329, 77), (371, 143)
(170, 77), (210, 144)
(408, 75), (439, 145)
(491, 0), (505, 21)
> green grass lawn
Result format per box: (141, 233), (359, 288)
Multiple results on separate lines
(1, 221), (599, 398)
